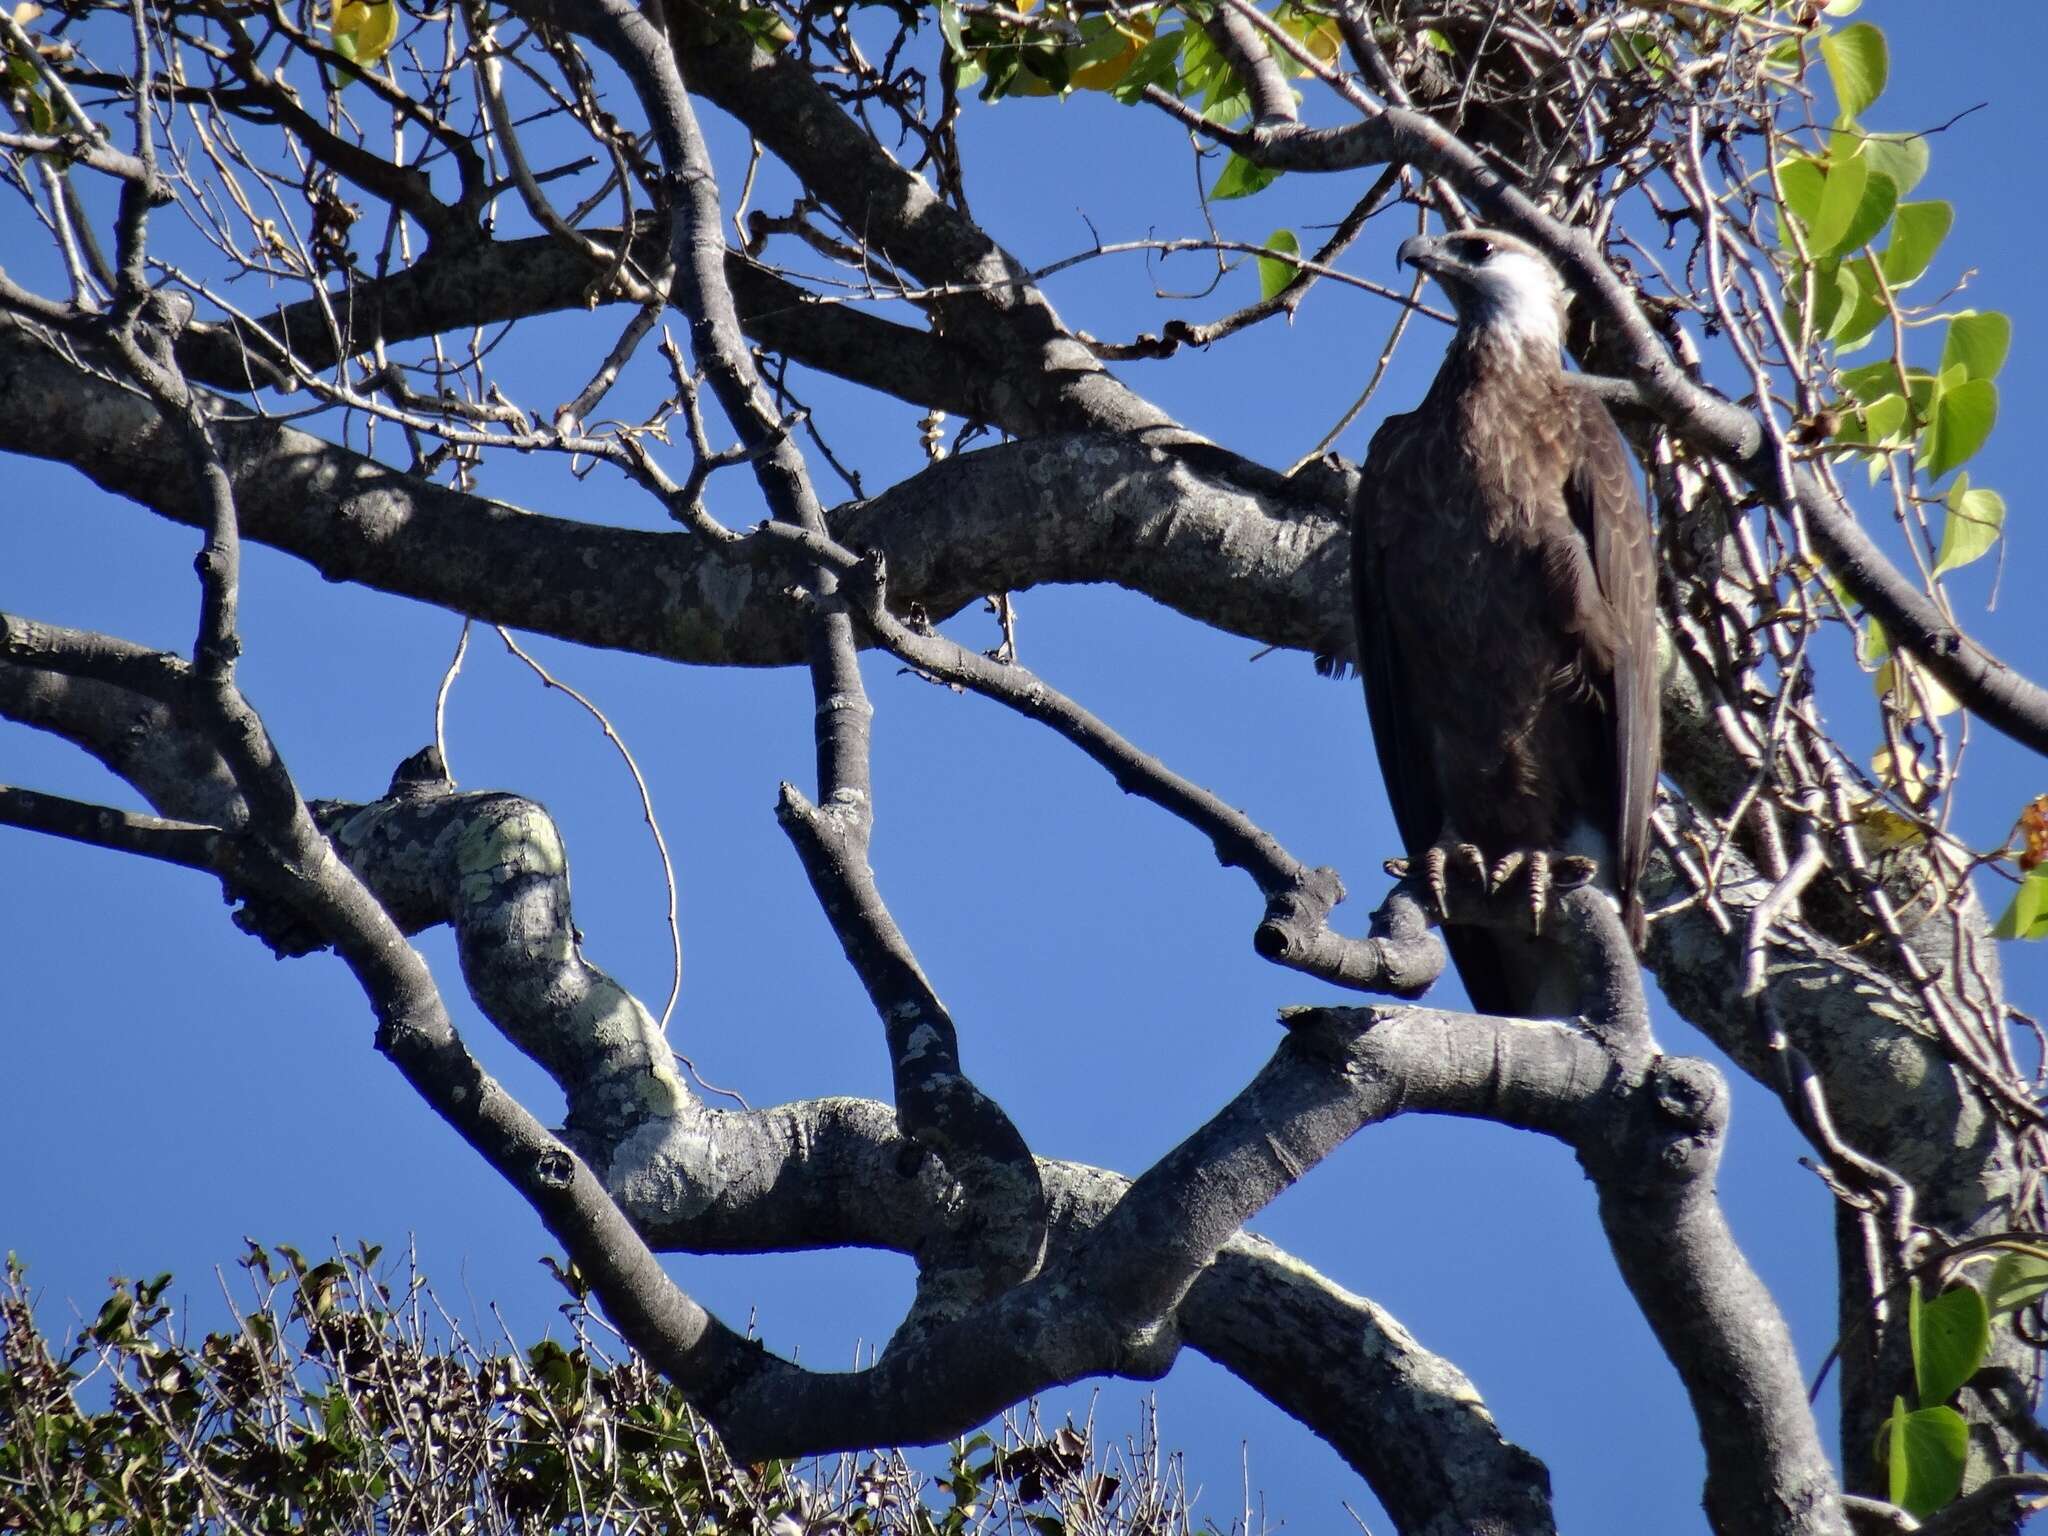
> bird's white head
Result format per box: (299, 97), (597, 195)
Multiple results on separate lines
(1397, 229), (1567, 358)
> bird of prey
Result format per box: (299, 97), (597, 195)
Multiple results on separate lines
(1352, 228), (1659, 1017)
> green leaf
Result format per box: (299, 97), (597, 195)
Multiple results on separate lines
(1861, 131), (1930, 198)
(1067, 17), (1142, 91)
(1932, 478), (2004, 577)
(1986, 1248), (2048, 1314)
(1107, 28), (1182, 103)
(1020, 42), (1071, 92)
(1801, 258), (1853, 339)
(935, 0), (964, 59)
(1941, 310), (2011, 381)
(1879, 201), (1951, 287)
(1211, 151), (1277, 200)
(1920, 377), (1996, 479)
(1838, 359), (1901, 402)
(1820, 21), (1886, 120)
(1764, 34), (1805, 69)
(1830, 255), (1887, 349)
(90, 1293), (133, 1342)
(1612, 30), (1670, 79)
(1883, 1401), (1968, 1516)
(1912, 1282), (1990, 1405)
(1994, 869), (2048, 940)
(1857, 391), (1909, 448)
(1256, 228), (1300, 301)
(1776, 153), (1825, 235)
(1808, 141), (1896, 259)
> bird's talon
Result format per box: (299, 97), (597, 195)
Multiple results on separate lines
(1526, 850), (1551, 936)
(1488, 850), (1525, 892)
(1424, 845), (1452, 920)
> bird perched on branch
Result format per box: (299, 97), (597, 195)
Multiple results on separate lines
(1352, 228), (1659, 1018)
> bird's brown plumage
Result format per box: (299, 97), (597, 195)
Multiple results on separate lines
(1353, 230), (1659, 1017)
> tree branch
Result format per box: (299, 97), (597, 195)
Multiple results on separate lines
(0, 326), (1356, 664)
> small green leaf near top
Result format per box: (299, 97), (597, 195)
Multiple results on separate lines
(1878, 201), (1951, 287)
(1807, 138), (1897, 259)
(1256, 228), (1300, 301)
(1883, 1401), (1969, 1517)
(1940, 311), (2012, 382)
(1910, 1282), (1990, 1407)
(90, 1291), (134, 1342)
(1211, 151), (1278, 200)
(1985, 1247), (2048, 1314)
(1993, 868), (2048, 941)
(1777, 152), (1826, 234)
(1819, 21), (1887, 121)
(1931, 476), (2005, 578)
(1108, 29), (1184, 104)
(1860, 131), (1930, 198)
(1836, 359), (1900, 403)
(1919, 377), (1997, 480)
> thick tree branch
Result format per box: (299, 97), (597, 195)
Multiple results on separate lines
(0, 325), (1355, 664)
(0, 613), (193, 702)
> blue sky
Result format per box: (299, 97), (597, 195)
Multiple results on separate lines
(3, 2), (2043, 1529)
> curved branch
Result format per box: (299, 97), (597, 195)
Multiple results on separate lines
(0, 325), (1356, 665)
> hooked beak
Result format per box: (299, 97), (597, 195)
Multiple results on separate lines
(1396, 233), (1453, 276)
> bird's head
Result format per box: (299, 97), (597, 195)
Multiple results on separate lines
(1397, 229), (1567, 355)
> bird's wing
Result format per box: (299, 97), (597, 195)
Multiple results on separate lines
(1562, 395), (1660, 942)
(1353, 411), (1444, 862)
(1356, 413), (1524, 1015)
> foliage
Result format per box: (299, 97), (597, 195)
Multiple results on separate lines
(0, 1246), (1201, 1535)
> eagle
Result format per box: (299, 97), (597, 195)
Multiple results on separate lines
(1352, 229), (1659, 1018)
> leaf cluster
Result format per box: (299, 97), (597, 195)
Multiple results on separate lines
(1876, 1247), (2048, 1516)
(0, 1246), (1200, 1536)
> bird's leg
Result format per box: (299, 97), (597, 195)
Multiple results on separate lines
(1391, 841), (1595, 932)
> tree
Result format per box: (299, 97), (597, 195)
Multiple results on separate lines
(2, 0), (2044, 1530)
